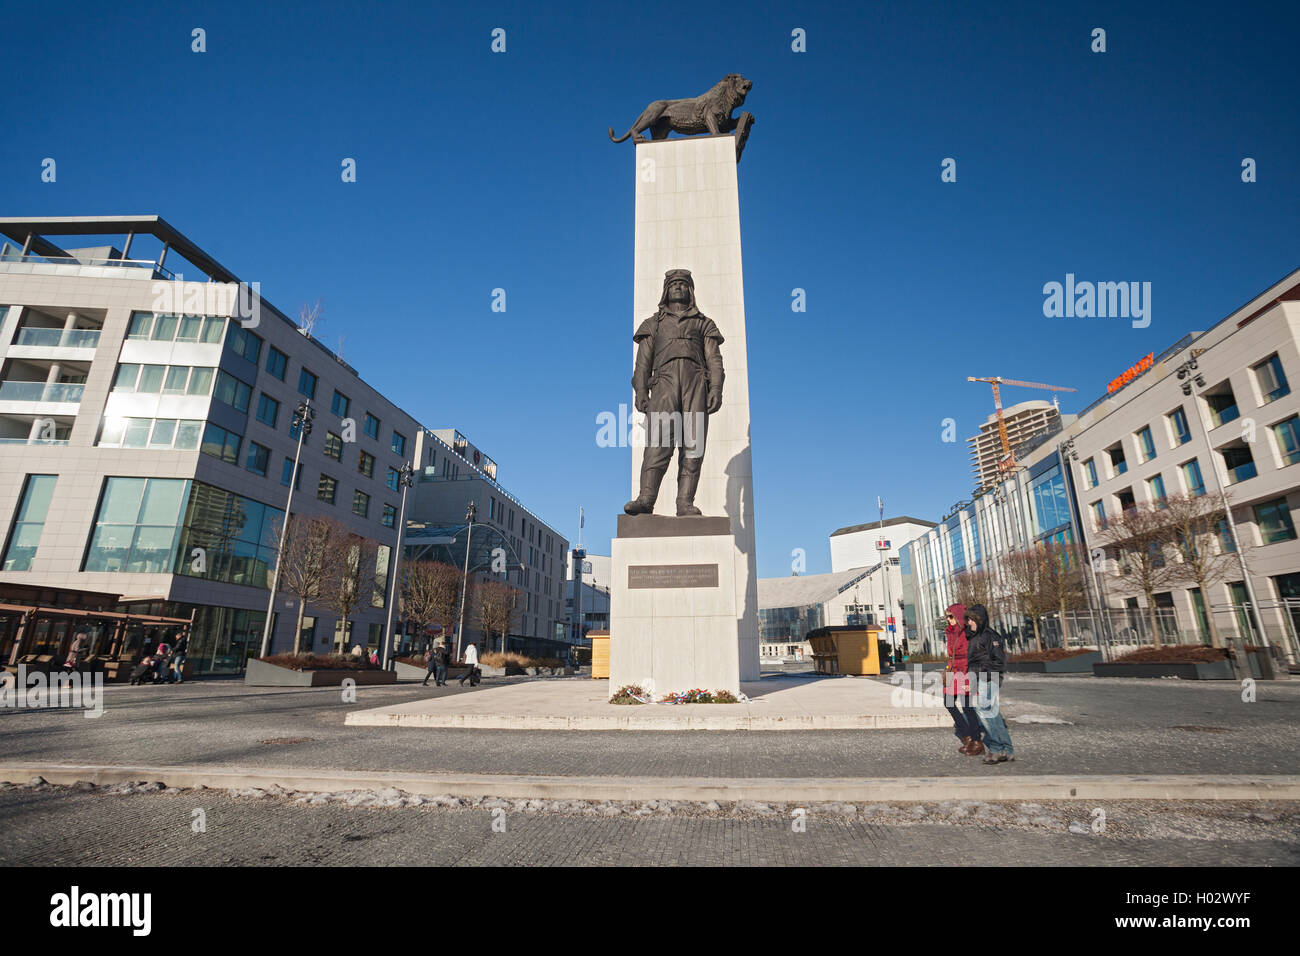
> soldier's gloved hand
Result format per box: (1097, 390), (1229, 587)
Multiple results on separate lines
(635, 391), (649, 414)
(707, 391), (722, 414)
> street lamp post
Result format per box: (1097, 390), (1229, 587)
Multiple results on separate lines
(454, 500), (477, 661)
(380, 462), (415, 669)
(260, 401), (313, 658)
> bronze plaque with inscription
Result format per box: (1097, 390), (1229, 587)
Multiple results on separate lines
(627, 563), (719, 589)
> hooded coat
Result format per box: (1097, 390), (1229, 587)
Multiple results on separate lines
(944, 603), (970, 696)
(964, 603), (1006, 674)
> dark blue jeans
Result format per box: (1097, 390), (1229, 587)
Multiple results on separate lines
(945, 693), (983, 741)
(435, 663), (447, 685)
(973, 674), (1015, 757)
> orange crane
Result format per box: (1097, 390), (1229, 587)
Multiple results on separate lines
(967, 376), (1078, 475)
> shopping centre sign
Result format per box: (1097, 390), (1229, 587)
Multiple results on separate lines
(1108, 352), (1155, 394)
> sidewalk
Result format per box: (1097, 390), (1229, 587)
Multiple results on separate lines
(344, 674), (953, 731)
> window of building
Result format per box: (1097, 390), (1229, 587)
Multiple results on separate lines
(331, 390), (350, 418)
(1106, 442), (1127, 477)
(200, 423), (242, 464)
(298, 368), (317, 399)
(281, 457), (302, 489)
(382, 504), (397, 529)
(266, 346), (288, 381)
(1218, 518), (1237, 553)
(1082, 458), (1098, 488)
(1205, 382), (1240, 428)
(2, 474), (57, 572)
(1116, 487), (1136, 513)
(324, 431), (343, 462)
(83, 477), (189, 574)
(1136, 426), (1156, 462)
(228, 325), (263, 364)
(1254, 353), (1290, 405)
(1221, 443), (1257, 485)
(1273, 415), (1300, 467)
(246, 441), (271, 476)
(100, 418), (203, 450)
(1168, 407), (1192, 446)
(214, 371), (252, 413)
(1146, 473), (1167, 506)
(358, 450), (375, 478)
(352, 490), (370, 518)
(392, 431), (407, 456)
(1030, 465), (1071, 534)
(363, 413), (380, 440)
(256, 394), (280, 428)
(1255, 498), (1297, 544)
(1182, 459), (1206, 496)
(386, 467), (400, 491)
(317, 474), (337, 505)
(1091, 500), (1106, 530)
(172, 481), (284, 587)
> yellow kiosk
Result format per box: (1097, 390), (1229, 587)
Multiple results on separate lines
(807, 625), (885, 676)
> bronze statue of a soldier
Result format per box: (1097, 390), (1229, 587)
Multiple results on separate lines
(625, 269), (725, 517)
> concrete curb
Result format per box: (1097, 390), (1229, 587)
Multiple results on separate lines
(343, 711), (952, 731)
(2, 763), (1298, 803)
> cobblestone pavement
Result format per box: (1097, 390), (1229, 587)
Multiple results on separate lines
(1, 784), (1296, 866)
(2, 674), (1297, 778)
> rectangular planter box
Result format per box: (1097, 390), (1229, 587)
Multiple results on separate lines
(1092, 660), (1235, 680)
(393, 661), (480, 681)
(244, 657), (397, 687)
(1008, 651), (1102, 674)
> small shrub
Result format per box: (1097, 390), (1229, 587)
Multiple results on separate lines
(660, 688), (741, 704)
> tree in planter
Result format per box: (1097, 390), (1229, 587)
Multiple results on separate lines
(473, 578), (521, 655)
(323, 533), (380, 656)
(1093, 500), (1180, 648)
(1040, 540), (1089, 646)
(270, 514), (348, 655)
(1000, 547), (1056, 652)
(401, 560), (462, 657)
(1162, 491), (1238, 647)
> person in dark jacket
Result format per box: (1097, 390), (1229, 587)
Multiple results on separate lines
(942, 603), (984, 756)
(964, 604), (1015, 764)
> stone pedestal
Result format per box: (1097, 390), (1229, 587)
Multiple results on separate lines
(609, 133), (760, 695)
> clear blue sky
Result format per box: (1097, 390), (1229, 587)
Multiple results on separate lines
(5, 0), (1298, 577)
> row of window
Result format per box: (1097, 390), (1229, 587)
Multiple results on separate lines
(1084, 353), (1292, 488)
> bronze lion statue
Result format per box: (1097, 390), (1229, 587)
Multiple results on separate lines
(608, 74), (754, 144)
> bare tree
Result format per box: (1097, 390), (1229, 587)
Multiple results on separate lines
(401, 561), (462, 654)
(271, 514), (348, 654)
(1094, 500), (1180, 648)
(952, 568), (996, 615)
(1040, 540), (1089, 644)
(1001, 547), (1056, 651)
(1162, 492), (1238, 647)
(322, 533), (380, 654)
(297, 299), (324, 339)
(473, 578), (521, 653)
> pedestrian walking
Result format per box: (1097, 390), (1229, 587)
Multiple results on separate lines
(422, 641), (437, 686)
(458, 641), (479, 687)
(435, 642), (449, 686)
(153, 639), (171, 683)
(964, 604), (1015, 765)
(170, 631), (189, 683)
(941, 604), (984, 756)
(65, 628), (90, 670)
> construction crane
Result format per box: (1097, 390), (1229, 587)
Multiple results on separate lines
(967, 376), (1078, 475)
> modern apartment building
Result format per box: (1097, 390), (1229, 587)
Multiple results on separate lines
(902, 267), (1300, 664)
(0, 216), (567, 672)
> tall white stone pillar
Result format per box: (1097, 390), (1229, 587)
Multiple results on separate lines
(609, 133), (760, 694)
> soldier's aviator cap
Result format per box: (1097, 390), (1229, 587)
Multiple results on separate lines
(658, 269), (696, 309)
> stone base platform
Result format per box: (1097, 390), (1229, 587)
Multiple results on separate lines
(344, 674), (951, 731)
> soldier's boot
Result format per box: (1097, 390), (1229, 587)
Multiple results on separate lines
(676, 467), (703, 517)
(624, 467), (665, 515)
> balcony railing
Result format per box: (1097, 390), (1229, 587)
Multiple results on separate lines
(13, 327), (101, 349)
(0, 252), (173, 280)
(1227, 461), (1258, 484)
(0, 381), (85, 403)
(0, 437), (70, 446)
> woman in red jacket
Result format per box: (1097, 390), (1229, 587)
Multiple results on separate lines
(943, 603), (984, 756)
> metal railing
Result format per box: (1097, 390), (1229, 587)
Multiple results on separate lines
(0, 381), (85, 403)
(13, 327), (101, 349)
(0, 252), (173, 280)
